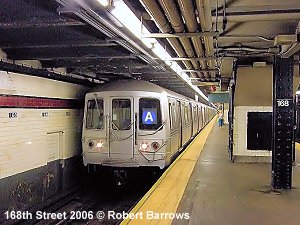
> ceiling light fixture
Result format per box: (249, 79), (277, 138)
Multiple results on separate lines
(97, 0), (109, 7)
(109, 0), (209, 101)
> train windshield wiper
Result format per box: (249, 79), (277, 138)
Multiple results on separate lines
(93, 94), (102, 120)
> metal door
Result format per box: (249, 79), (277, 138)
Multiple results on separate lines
(109, 97), (134, 159)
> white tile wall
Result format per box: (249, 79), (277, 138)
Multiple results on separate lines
(0, 72), (86, 179)
(0, 108), (83, 179)
(233, 106), (272, 157)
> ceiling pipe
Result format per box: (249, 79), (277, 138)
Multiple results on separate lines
(196, 0), (217, 71)
(140, 0), (197, 77)
(157, 0), (201, 77)
(212, 12), (300, 22)
(217, 35), (273, 44)
(57, 0), (161, 68)
(177, 0), (209, 78)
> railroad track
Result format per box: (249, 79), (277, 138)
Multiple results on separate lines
(23, 171), (158, 225)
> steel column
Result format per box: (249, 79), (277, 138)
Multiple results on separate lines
(228, 64), (236, 163)
(272, 56), (294, 189)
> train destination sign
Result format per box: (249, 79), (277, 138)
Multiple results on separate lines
(142, 108), (157, 124)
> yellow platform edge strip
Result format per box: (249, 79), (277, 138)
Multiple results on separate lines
(120, 116), (217, 225)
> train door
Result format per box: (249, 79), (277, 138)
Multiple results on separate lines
(109, 97), (134, 159)
(198, 105), (202, 131)
(178, 100), (183, 148)
(192, 104), (198, 136)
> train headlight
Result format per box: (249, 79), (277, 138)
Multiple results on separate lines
(96, 142), (103, 148)
(140, 141), (150, 151)
(151, 142), (160, 151)
(88, 140), (94, 148)
(141, 143), (148, 150)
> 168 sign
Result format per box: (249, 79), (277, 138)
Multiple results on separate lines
(277, 99), (292, 107)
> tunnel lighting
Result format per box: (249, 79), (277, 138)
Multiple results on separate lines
(97, 0), (109, 7)
(109, 0), (209, 102)
(111, 1), (156, 49)
(296, 90), (300, 95)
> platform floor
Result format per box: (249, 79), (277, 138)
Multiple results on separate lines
(121, 119), (300, 225)
(173, 122), (300, 225)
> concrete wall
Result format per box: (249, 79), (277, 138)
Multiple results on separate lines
(233, 66), (273, 161)
(233, 65), (299, 161)
(235, 66), (273, 107)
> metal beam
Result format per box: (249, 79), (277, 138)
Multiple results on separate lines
(0, 18), (85, 29)
(191, 81), (220, 86)
(281, 44), (300, 58)
(213, 8), (300, 22)
(56, 0), (158, 66)
(145, 76), (182, 80)
(42, 58), (146, 68)
(212, 7), (300, 16)
(141, 31), (219, 38)
(165, 57), (218, 61)
(10, 54), (137, 61)
(272, 56), (294, 189)
(0, 40), (119, 49)
(0, 60), (96, 86)
(181, 69), (219, 73)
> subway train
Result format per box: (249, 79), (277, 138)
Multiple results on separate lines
(81, 79), (215, 174)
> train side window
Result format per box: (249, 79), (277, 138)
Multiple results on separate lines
(169, 101), (174, 129)
(139, 98), (162, 130)
(184, 104), (190, 124)
(169, 101), (178, 130)
(86, 99), (104, 129)
(112, 99), (131, 130)
(189, 103), (192, 121)
(172, 103), (177, 128)
(193, 105), (197, 121)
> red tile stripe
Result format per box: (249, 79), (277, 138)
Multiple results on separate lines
(0, 95), (82, 109)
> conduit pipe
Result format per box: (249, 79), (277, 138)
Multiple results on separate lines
(158, 0), (201, 76)
(177, 0), (208, 78)
(212, 13), (300, 22)
(196, 0), (217, 72)
(140, 0), (197, 77)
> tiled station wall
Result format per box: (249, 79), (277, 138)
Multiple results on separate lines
(0, 71), (87, 179)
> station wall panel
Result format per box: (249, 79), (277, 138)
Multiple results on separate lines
(233, 106), (272, 158)
(0, 71), (87, 179)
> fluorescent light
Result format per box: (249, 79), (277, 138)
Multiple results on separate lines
(296, 90), (300, 95)
(108, 0), (209, 102)
(97, 0), (109, 7)
(111, 1), (156, 49)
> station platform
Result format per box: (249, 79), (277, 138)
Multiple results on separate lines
(121, 118), (300, 225)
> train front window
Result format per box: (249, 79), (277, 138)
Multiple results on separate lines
(112, 99), (131, 130)
(139, 98), (162, 130)
(86, 99), (104, 129)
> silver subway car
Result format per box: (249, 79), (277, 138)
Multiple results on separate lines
(82, 80), (215, 170)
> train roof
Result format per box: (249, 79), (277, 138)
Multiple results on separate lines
(90, 79), (164, 93)
(89, 79), (190, 100)
(89, 79), (214, 108)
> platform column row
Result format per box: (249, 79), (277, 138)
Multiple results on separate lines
(272, 56), (294, 189)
